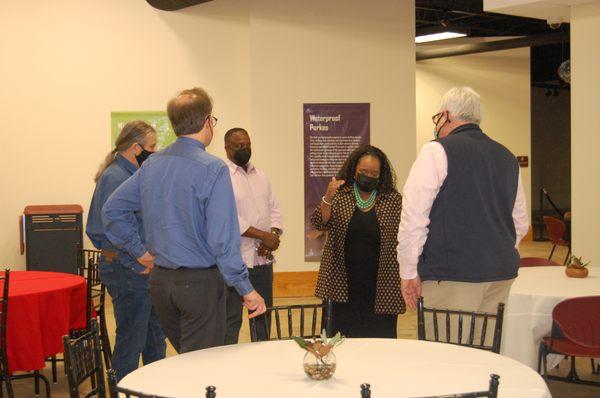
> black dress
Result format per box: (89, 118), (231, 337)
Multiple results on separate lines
(331, 207), (398, 338)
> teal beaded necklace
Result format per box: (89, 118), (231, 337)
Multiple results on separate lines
(353, 182), (377, 209)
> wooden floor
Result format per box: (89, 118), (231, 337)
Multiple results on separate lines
(10, 242), (599, 397)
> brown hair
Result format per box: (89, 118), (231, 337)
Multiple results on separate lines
(167, 87), (213, 136)
(94, 120), (156, 183)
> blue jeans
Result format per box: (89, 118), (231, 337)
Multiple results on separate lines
(99, 259), (166, 381)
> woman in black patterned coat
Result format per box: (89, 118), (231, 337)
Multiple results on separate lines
(312, 145), (405, 338)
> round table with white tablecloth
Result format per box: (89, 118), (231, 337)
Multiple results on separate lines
(501, 265), (600, 369)
(119, 338), (550, 398)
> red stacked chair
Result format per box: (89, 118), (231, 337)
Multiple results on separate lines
(538, 296), (600, 385)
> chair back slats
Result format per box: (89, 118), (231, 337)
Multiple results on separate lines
(274, 310), (282, 339)
(480, 316), (488, 347)
(457, 314), (463, 345)
(63, 319), (105, 398)
(79, 249), (103, 322)
(492, 304), (504, 353)
(300, 307), (305, 336)
(311, 305), (318, 337)
(417, 299), (425, 340)
(468, 315), (476, 346)
(249, 300), (332, 342)
(417, 298), (505, 354)
(432, 310), (439, 342)
(77, 248), (112, 369)
(445, 312), (451, 343)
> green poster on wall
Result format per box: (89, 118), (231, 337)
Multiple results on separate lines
(111, 111), (175, 150)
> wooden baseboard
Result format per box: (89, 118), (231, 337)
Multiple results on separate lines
(273, 271), (318, 298)
(523, 225), (533, 241)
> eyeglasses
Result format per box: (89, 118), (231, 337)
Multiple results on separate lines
(432, 112), (443, 126)
(207, 115), (218, 127)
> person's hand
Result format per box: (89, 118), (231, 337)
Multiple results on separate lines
(324, 177), (345, 203)
(401, 276), (422, 311)
(137, 251), (155, 272)
(260, 231), (280, 251)
(257, 244), (272, 258)
(243, 290), (267, 318)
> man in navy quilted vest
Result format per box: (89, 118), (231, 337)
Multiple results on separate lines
(397, 87), (529, 329)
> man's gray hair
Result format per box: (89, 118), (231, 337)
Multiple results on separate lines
(438, 86), (483, 125)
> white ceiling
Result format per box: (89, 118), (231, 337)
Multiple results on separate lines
(484, 0), (600, 22)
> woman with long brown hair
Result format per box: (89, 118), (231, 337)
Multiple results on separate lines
(86, 121), (165, 381)
(312, 145), (405, 338)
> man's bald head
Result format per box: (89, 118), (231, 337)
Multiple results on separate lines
(167, 87), (213, 136)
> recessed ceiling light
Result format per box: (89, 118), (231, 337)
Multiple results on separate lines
(416, 26), (469, 44)
(415, 31), (467, 44)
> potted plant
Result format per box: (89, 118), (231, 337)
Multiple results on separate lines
(565, 255), (590, 278)
(292, 329), (344, 380)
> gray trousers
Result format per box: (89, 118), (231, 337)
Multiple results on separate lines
(148, 266), (226, 353)
(225, 263), (273, 344)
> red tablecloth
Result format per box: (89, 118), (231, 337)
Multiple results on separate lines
(1, 271), (87, 373)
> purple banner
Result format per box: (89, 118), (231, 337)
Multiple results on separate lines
(304, 103), (370, 261)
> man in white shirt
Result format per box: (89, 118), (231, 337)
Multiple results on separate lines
(397, 87), (529, 323)
(223, 128), (283, 343)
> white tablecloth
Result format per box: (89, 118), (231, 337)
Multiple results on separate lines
(120, 338), (550, 398)
(501, 266), (600, 369)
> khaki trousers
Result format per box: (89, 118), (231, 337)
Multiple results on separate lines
(421, 279), (514, 347)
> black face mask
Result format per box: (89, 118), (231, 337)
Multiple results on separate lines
(356, 173), (379, 192)
(136, 149), (153, 166)
(233, 147), (251, 167)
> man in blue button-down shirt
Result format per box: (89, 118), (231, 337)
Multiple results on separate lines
(103, 87), (266, 353)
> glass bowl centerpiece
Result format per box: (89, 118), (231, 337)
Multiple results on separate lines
(292, 330), (344, 380)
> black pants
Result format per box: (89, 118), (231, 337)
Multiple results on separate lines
(225, 263), (273, 344)
(148, 266), (225, 353)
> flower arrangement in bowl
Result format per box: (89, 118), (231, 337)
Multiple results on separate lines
(292, 329), (344, 380)
(565, 255), (590, 278)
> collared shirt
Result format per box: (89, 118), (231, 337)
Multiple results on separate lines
(397, 140), (529, 280)
(225, 159), (283, 268)
(86, 154), (142, 266)
(102, 137), (253, 296)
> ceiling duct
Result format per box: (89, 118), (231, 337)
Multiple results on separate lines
(417, 31), (569, 61)
(146, 0), (213, 11)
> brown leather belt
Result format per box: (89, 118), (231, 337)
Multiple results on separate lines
(101, 249), (118, 263)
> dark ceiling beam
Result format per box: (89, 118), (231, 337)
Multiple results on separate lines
(415, 0), (483, 14)
(416, 31), (569, 61)
(415, 6), (546, 25)
(146, 0), (212, 11)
